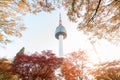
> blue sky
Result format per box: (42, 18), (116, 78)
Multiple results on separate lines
(0, 9), (120, 63)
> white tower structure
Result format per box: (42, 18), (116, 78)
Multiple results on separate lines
(55, 14), (67, 57)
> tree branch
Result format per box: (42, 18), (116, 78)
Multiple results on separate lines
(88, 0), (102, 23)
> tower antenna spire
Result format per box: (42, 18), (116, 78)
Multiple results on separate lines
(59, 13), (62, 25)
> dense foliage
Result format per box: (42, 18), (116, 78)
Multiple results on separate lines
(0, 0), (26, 45)
(0, 49), (120, 80)
(63, 0), (120, 43)
(11, 50), (63, 80)
(92, 60), (120, 80)
(61, 51), (91, 80)
(0, 58), (15, 80)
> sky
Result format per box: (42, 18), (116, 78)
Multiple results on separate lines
(0, 9), (120, 63)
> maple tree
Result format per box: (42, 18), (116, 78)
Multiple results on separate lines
(0, 58), (17, 80)
(0, 0), (26, 45)
(92, 60), (120, 80)
(62, 0), (120, 44)
(61, 51), (91, 80)
(11, 50), (63, 80)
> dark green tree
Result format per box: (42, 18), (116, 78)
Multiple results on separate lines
(17, 47), (25, 54)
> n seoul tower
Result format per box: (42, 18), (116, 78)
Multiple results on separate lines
(55, 14), (67, 57)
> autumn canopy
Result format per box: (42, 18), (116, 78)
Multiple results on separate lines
(0, 0), (120, 45)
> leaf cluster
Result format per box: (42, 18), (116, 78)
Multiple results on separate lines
(0, 0), (26, 45)
(0, 58), (15, 80)
(63, 0), (120, 44)
(61, 51), (90, 80)
(92, 60), (120, 80)
(11, 50), (63, 80)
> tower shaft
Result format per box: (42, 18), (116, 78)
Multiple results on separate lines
(59, 35), (63, 57)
